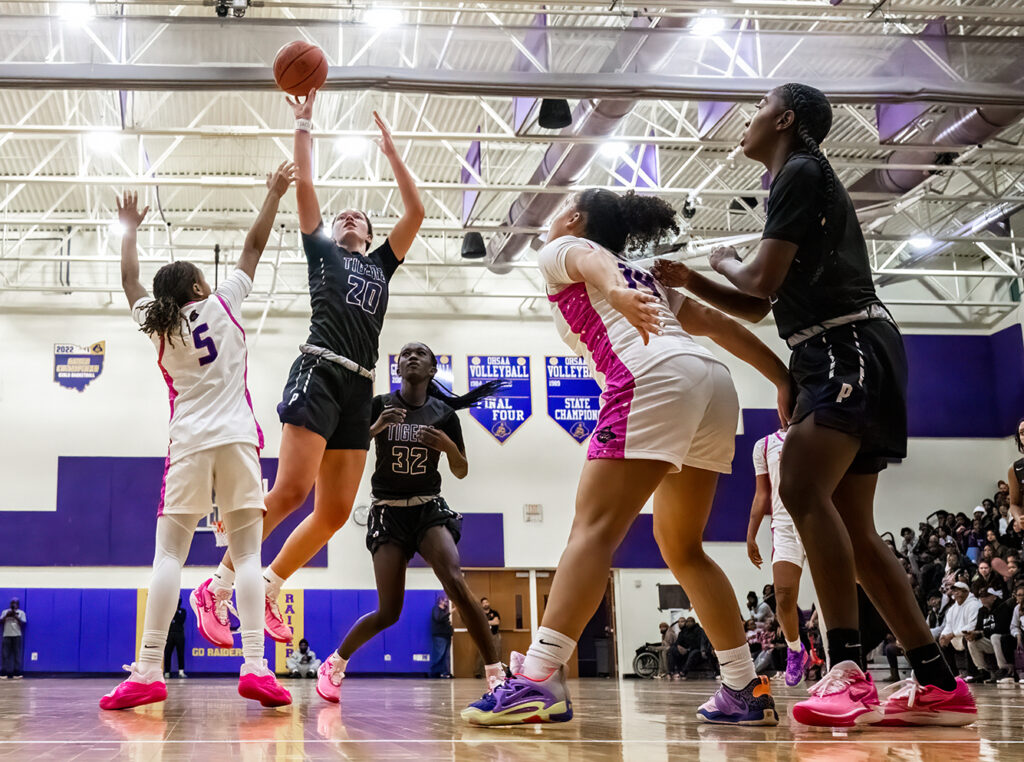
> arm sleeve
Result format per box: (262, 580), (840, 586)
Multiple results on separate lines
(214, 269), (254, 315)
(372, 239), (402, 281)
(441, 410), (465, 453)
(131, 297), (154, 326)
(536, 236), (595, 286)
(752, 438), (769, 475)
(762, 158), (823, 245)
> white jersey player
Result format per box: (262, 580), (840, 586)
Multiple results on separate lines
(747, 428), (810, 686)
(100, 166), (295, 712)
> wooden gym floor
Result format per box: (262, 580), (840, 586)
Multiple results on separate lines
(0, 676), (1020, 760)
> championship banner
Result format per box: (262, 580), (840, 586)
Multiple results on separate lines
(389, 353), (453, 393)
(54, 341), (105, 391)
(468, 355), (531, 444)
(545, 356), (602, 443)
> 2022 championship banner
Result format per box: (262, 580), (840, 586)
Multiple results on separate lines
(389, 353), (453, 393)
(545, 356), (602, 443)
(467, 355), (531, 444)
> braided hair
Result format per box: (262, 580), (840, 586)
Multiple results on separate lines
(575, 189), (679, 259)
(1014, 416), (1024, 453)
(139, 261), (203, 347)
(776, 83), (837, 247)
(407, 343), (509, 410)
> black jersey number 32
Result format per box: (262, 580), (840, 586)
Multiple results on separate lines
(393, 445), (428, 475)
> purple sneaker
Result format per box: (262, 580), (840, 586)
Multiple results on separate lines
(697, 676), (779, 726)
(461, 667), (572, 726)
(785, 644), (810, 687)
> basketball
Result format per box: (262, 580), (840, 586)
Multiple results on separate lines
(273, 41), (327, 96)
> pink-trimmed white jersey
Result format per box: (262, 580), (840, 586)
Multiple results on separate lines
(537, 235), (718, 386)
(132, 269), (263, 464)
(752, 429), (791, 529)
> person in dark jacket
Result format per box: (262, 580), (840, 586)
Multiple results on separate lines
(430, 595), (453, 678)
(164, 596), (187, 678)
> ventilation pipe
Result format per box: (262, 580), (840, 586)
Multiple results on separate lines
(485, 15), (688, 274)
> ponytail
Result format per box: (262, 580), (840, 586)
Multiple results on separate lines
(427, 378), (510, 411)
(575, 188), (679, 257)
(139, 261), (202, 346)
(778, 83), (838, 249)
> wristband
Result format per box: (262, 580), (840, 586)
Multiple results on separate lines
(295, 118), (312, 133)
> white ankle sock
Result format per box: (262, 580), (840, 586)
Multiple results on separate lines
(332, 652), (348, 673)
(212, 563), (235, 593)
(717, 644), (758, 690)
(786, 638), (802, 652)
(263, 567), (286, 600)
(521, 627), (576, 681)
(241, 630), (263, 663)
(137, 630), (165, 670)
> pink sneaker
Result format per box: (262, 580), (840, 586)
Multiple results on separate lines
(99, 664), (167, 710)
(791, 661), (882, 727)
(190, 578), (234, 648)
(875, 677), (977, 726)
(264, 595), (293, 644)
(316, 653), (345, 703)
(238, 660), (292, 707)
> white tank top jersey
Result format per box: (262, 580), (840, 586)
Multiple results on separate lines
(536, 235), (719, 387)
(752, 429), (791, 528)
(132, 268), (264, 464)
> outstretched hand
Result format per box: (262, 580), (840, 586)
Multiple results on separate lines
(115, 191), (149, 231)
(607, 287), (663, 346)
(286, 88), (317, 120)
(651, 258), (692, 289)
(709, 245), (741, 273)
(267, 160), (297, 197)
(373, 110), (397, 158)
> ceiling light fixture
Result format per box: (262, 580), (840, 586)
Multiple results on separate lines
(335, 136), (370, 156)
(365, 7), (402, 29)
(85, 130), (120, 154)
(691, 11), (726, 38)
(908, 235), (934, 250)
(600, 141), (629, 159)
(59, 1), (95, 24)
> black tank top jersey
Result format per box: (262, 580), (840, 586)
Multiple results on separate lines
(300, 223), (401, 369)
(1014, 458), (1024, 492)
(370, 393), (465, 501)
(762, 151), (881, 340)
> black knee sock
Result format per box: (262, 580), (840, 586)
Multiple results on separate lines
(905, 642), (956, 691)
(826, 628), (863, 671)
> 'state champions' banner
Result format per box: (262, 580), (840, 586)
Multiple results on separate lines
(389, 353), (453, 393)
(54, 341), (105, 392)
(468, 355), (531, 443)
(546, 356), (602, 443)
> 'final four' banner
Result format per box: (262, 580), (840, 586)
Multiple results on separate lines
(389, 353), (453, 393)
(468, 355), (531, 443)
(546, 356), (602, 443)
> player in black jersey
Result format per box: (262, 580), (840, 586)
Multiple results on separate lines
(312, 342), (508, 703)
(1006, 418), (1024, 535)
(204, 89), (425, 642)
(653, 83), (974, 726)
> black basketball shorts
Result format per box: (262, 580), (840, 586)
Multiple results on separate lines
(277, 353), (373, 450)
(365, 498), (463, 560)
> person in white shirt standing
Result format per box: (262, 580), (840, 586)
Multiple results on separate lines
(747, 428), (810, 686)
(100, 164), (296, 711)
(1, 599), (26, 679)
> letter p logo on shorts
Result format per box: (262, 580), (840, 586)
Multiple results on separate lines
(835, 383), (853, 403)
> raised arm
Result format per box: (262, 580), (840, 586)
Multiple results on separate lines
(116, 191), (150, 307)
(747, 474), (771, 569)
(287, 89), (322, 235)
(673, 297), (792, 426)
(652, 258), (772, 323)
(375, 111), (424, 261)
(236, 161), (296, 280)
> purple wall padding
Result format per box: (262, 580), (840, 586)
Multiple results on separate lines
(408, 512), (505, 568)
(0, 457), (324, 567)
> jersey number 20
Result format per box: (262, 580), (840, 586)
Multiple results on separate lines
(392, 446), (428, 475)
(192, 323), (218, 366)
(346, 274), (383, 314)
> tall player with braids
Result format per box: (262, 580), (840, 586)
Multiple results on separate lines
(653, 84), (976, 727)
(101, 164), (295, 710)
(464, 188), (795, 727)
(193, 90), (425, 645)
(315, 342), (508, 702)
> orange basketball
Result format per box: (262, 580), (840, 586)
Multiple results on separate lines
(273, 41), (328, 96)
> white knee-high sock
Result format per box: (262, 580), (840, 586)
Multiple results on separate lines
(137, 514), (202, 674)
(717, 644), (758, 690)
(521, 627), (576, 680)
(224, 509), (266, 669)
(264, 567), (286, 600)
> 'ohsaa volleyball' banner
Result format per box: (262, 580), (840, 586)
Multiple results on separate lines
(53, 341), (105, 392)
(468, 355), (531, 443)
(546, 356), (602, 443)
(389, 352), (453, 393)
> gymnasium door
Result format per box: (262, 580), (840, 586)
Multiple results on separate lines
(452, 570), (616, 679)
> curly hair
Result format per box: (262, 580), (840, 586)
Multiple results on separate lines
(139, 261), (202, 347)
(776, 83), (837, 246)
(575, 188), (679, 257)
